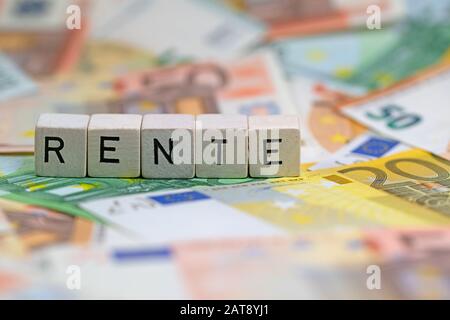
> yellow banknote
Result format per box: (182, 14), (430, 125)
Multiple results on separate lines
(202, 171), (449, 232)
(319, 149), (450, 217)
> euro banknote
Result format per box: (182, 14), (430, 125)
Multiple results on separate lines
(289, 76), (366, 164)
(0, 0), (88, 77)
(90, 0), (264, 61)
(0, 40), (159, 148)
(0, 257), (75, 299)
(6, 227), (450, 299)
(80, 188), (285, 244)
(80, 171), (450, 243)
(340, 64), (450, 159)
(0, 53), (36, 102)
(0, 155), (33, 178)
(364, 228), (450, 299)
(0, 155), (260, 220)
(114, 51), (296, 116)
(224, 0), (405, 41)
(274, 28), (400, 92)
(174, 228), (450, 299)
(274, 11), (450, 93)
(0, 0), (77, 31)
(30, 244), (188, 299)
(0, 51), (295, 149)
(309, 133), (409, 171)
(328, 148), (450, 217)
(27, 233), (374, 299)
(0, 198), (93, 255)
(343, 14), (450, 91)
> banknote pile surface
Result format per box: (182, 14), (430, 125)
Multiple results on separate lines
(0, 0), (449, 299)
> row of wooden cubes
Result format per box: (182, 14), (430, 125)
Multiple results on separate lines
(35, 114), (301, 178)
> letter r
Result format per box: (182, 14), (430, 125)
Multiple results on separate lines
(44, 136), (65, 163)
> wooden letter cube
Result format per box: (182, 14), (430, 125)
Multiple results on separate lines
(141, 114), (195, 178)
(249, 115), (300, 177)
(35, 113), (90, 177)
(87, 114), (142, 178)
(195, 114), (248, 178)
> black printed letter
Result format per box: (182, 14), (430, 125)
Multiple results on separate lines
(263, 138), (282, 165)
(44, 137), (65, 163)
(100, 136), (120, 163)
(154, 138), (174, 164)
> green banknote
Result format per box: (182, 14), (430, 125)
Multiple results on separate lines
(0, 156), (256, 221)
(343, 16), (450, 90)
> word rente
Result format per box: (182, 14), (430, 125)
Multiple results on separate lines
(35, 114), (301, 178)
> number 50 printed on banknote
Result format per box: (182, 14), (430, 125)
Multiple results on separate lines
(339, 64), (450, 160)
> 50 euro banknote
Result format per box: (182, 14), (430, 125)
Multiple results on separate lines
(339, 64), (450, 160)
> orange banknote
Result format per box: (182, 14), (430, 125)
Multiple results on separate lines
(113, 52), (297, 116)
(226, 0), (405, 40)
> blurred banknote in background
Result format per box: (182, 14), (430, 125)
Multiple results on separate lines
(0, 0), (88, 77)
(0, 53), (36, 101)
(224, 0), (406, 40)
(0, 52), (295, 148)
(90, 0), (264, 60)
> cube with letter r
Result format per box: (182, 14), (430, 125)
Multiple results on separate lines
(35, 113), (90, 177)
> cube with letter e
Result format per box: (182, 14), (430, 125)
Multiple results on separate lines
(249, 115), (301, 177)
(87, 114), (142, 178)
(35, 113), (90, 177)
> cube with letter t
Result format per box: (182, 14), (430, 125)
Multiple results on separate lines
(141, 114), (195, 178)
(249, 115), (301, 177)
(35, 113), (90, 177)
(195, 114), (248, 178)
(87, 114), (142, 178)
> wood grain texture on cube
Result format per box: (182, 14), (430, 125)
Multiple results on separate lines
(87, 114), (142, 178)
(35, 113), (90, 177)
(249, 115), (300, 177)
(195, 114), (248, 178)
(141, 114), (195, 178)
